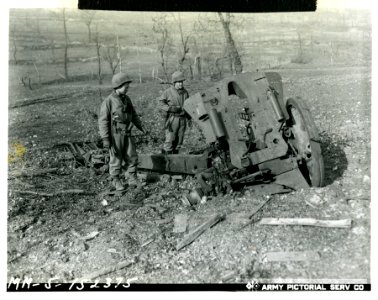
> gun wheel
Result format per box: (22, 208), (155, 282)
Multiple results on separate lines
(286, 97), (324, 187)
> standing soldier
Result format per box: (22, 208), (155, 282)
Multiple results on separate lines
(98, 73), (145, 191)
(158, 71), (191, 154)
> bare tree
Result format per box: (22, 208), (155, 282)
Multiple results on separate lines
(152, 14), (173, 81)
(193, 13), (237, 78)
(48, 38), (56, 62)
(116, 35), (122, 72)
(10, 24), (18, 64)
(62, 8), (69, 80)
(291, 27), (311, 64)
(81, 10), (96, 43)
(217, 13), (243, 74)
(173, 13), (191, 74)
(102, 38), (121, 75)
(94, 24), (102, 84)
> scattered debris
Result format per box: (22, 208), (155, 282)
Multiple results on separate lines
(189, 189), (202, 204)
(9, 92), (80, 109)
(141, 238), (155, 248)
(363, 175), (370, 184)
(181, 193), (192, 206)
(221, 270), (238, 282)
(305, 194), (324, 207)
(12, 189), (93, 197)
(107, 248), (119, 254)
(82, 257), (137, 280)
(173, 214), (188, 233)
(244, 184), (292, 196)
(226, 213), (250, 225)
(176, 213), (225, 250)
(263, 251), (321, 262)
(200, 196), (207, 204)
(155, 218), (172, 225)
(72, 230), (99, 241)
(9, 168), (58, 178)
(238, 196), (274, 229)
(10, 215), (37, 232)
(54, 141), (104, 168)
(259, 218), (352, 228)
(351, 226), (367, 235)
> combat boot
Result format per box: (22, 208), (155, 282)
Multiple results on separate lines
(128, 173), (140, 187)
(112, 177), (125, 191)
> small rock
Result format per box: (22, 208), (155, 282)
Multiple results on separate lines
(352, 226), (366, 235)
(305, 194), (324, 207)
(160, 174), (171, 183)
(107, 248), (119, 253)
(172, 175), (183, 181)
(200, 196), (207, 204)
(363, 175), (370, 184)
(101, 199), (108, 206)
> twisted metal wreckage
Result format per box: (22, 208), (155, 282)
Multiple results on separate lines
(62, 71), (324, 201)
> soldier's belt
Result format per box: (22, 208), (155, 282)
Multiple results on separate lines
(113, 122), (131, 135)
(170, 112), (186, 117)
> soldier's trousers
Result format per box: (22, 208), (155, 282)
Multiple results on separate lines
(109, 133), (138, 178)
(163, 116), (187, 152)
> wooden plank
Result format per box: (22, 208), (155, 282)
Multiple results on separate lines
(259, 218), (352, 228)
(173, 214), (188, 233)
(238, 196), (273, 230)
(264, 251), (321, 262)
(155, 218), (172, 225)
(82, 258), (137, 280)
(246, 197), (273, 219)
(176, 213), (225, 250)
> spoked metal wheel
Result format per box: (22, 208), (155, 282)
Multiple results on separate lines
(285, 97), (324, 187)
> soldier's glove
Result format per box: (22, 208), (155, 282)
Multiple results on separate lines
(168, 106), (182, 114)
(103, 139), (110, 150)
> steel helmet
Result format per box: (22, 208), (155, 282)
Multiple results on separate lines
(112, 72), (132, 89)
(171, 71), (185, 83)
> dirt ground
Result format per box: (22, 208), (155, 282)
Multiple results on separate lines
(7, 65), (371, 285)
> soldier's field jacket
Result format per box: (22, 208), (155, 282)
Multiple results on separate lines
(98, 91), (143, 143)
(158, 86), (190, 119)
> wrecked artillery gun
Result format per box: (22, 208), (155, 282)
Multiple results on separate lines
(139, 71), (324, 199)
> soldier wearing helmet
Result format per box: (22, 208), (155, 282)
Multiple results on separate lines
(158, 70), (191, 154)
(98, 72), (145, 191)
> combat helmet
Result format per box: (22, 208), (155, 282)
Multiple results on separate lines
(112, 72), (132, 89)
(171, 71), (185, 83)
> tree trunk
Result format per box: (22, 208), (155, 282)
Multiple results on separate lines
(177, 13), (189, 74)
(195, 56), (201, 80)
(87, 24), (92, 43)
(12, 39), (17, 65)
(95, 39), (102, 84)
(217, 13), (243, 74)
(160, 50), (168, 81)
(62, 9), (69, 80)
(116, 35), (122, 72)
(189, 65), (193, 80)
